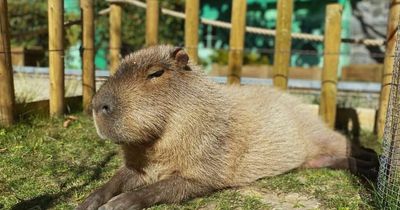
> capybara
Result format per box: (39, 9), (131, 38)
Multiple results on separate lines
(77, 45), (377, 210)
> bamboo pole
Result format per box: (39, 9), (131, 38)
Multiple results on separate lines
(81, 0), (95, 114)
(319, 4), (342, 129)
(146, 0), (159, 46)
(377, 0), (400, 139)
(48, 0), (65, 117)
(272, 0), (293, 90)
(0, 0), (15, 127)
(109, 3), (122, 74)
(227, 0), (247, 85)
(184, 0), (199, 63)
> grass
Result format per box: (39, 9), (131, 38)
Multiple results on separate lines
(0, 114), (376, 210)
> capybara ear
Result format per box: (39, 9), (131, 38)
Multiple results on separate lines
(171, 47), (191, 70)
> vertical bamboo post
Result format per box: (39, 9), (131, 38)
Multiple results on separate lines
(81, 0), (95, 114)
(109, 3), (122, 74)
(0, 0), (15, 126)
(377, 0), (400, 139)
(48, 0), (65, 117)
(319, 4), (342, 129)
(272, 0), (293, 90)
(146, 0), (159, 46)
(227, 0), (247, 85)
(184, 0), (199, 63)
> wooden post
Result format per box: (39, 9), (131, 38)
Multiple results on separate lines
(227, 0), (247, 85)
(272, 0), (293, 90)
(377, 0), (400, 139)
(81, 0), (95, 114)
(48, 0), (65, 117)
(146, 0), (159, 46)
(319, 4), (342, 129)
(109, 3), (122, 74)
(0, 0), (15, 126)
(184, 0), (199, 63)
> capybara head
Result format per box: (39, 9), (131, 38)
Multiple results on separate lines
(92, 45), (196, 144)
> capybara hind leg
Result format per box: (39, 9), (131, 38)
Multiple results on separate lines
(303, 155), (376, 170)
(303, 155), (378, 180)
(303, 156), (347, 169)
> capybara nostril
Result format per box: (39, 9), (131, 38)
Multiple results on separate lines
(101, 104), (111, 114)
(93, 94), (115, 115)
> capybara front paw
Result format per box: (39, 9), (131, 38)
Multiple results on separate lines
(76, 191), (108, 210)
(98, 193), (142, 210)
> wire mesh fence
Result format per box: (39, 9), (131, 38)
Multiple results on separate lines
(377, 22), (400, 210)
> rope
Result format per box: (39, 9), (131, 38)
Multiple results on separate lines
(105, 0), (385, 46)
(0, 47), (390, 58)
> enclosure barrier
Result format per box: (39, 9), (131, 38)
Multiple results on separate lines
(377, 14), (400, 208)
(105, 0), (384, 46)
(377, 0), (400, 140)
(0, 0), (393, 134)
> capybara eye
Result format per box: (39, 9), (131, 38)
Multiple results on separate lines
(147, 69), (165, 79)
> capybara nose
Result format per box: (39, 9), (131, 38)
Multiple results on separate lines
(93, 95), (115, 115)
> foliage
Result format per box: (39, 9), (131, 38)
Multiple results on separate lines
(8, 0), (48, 47)
(8, 0), (80, 49)
(8, 0), (80, 67)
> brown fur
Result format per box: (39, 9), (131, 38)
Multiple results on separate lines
(77, 45), (373, 210)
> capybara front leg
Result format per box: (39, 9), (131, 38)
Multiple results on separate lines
(76, 167), (143, 210)
(98, 175), (213, 210)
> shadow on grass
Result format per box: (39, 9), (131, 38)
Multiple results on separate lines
(11, 151), (117, 210)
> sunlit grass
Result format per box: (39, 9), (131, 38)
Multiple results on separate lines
(0, 114), (376, 209)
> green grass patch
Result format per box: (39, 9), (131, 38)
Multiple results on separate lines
(256, 169), (374, 209)
(0, 114), (120, 209)
(0, 114), (375, 209)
